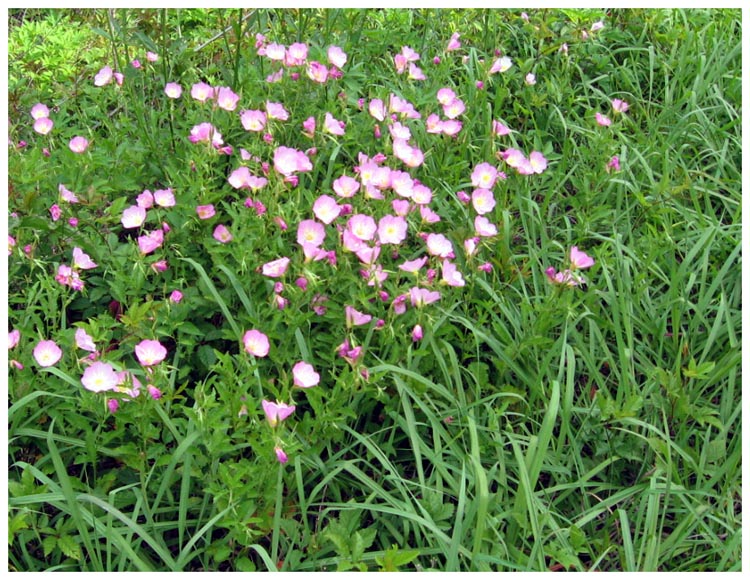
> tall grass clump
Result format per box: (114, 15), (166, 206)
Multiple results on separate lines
(7, 8), (741, 572)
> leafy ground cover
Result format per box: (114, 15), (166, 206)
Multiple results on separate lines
(6, 8), (742, 572)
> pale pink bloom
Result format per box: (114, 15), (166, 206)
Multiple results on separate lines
(327, 45), (347, 68)
(132, 59), (142, 69)
(297, 219), (326, 248)
(377, 214), (408, 245)
(196, 204), (215, 219)
(471, 188), (496, 215)
(215, 86), (240, 111)
(8, 329), (21, 349)
(301, 116), (316, 138)
(446, 32), (461, 51)
(262, 257), (291, 278)
(122, 205), (147, 229)
(411, 183), (433, 205)
(266, 69), (284, 83)
(347, 214), (377, 241)
(560, 43), (569, 54)
(392, 199), (411, 216)
(612, 98), (629, 113)
(441, 120), (463, 136)
(442, 260), (466, 287)
(75, 328), (97, 352)
(33, 340), (62, 367)
(570, 246), (595, 269)
(312, 195), (341, 224)
(164, 82), (182, 98)
(595, 112), (611, 127)
(389, 94), (421, 118)
(394, 53), (408, 74)
(262, 399), (295, 427)
(137, 190), (154, 208)
(342, 229), (365, 253)
(307, 61), (329, 83)
(239, 109), (266, 132)
(191, 82), (214, 102)
(114, 72), (124, 85)
(392, 139), (424, 167)
(489, 56), (513, 74)
(323, 112), (345, 135)
(355, 244), (381, 266)
(69, 136), (89, 153)
(426, 233), (454, 258)
(33, 117), (54, 135)
(189, 122), (223, 146)
(525, 73), (537, 86)
(264, 42), (286, 61)
(275, 447), (289, 464)
(528, 151), (548, 174)
(420, 205), (441, 224)
(94, 66), (114, 87)
(55, 264), (82, 289)
(391, 171), (414, 198)
(357, 161), (380, 187)
(116, 370), (142, 398)
(59, 184), (79, 203)
(243, 329), (270, 357)
(475, 216), (498, 237)
(401, 46), (420, 62)
(502, 148), (527, 168)
(154, 188), (176, 207)
(73, 247), (97, 270)
(273, 146), (312, 176)
(286, 42), (308, 66)
(408, 62), (426, 80)
(146, 51), (158, 62)
(425, 113), (444, 134)
(590, 20), (605, 32)
(81, 361), (120, 392)
(492, 120), (511, 135)
(8, 235), (16, 256)
(266, 101), (290, 121)
(399, 256), (428, 273)
(368, 99), (386, 122)
(49, 204), (62, 221)
(137, 229), (164, 254)
(410, 287), (441, 308)
(30, 103), (50, 119)
(389, 121), (411, 140)
(346, 305), (373, 327)
(436, 88), (456, 106)
(135, 339), (167, 366)
(443, 98), (465, 119)
(412, 324), (423, 342)
(464, 237), (479, 256)
(213, 224), (233, 243)
(471, 162), (499, 189)
(229, 166), (264, 190)
(169, 290), (183, 303)
(292, 361), (320, 388)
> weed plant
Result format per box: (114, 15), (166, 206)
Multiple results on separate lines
(6, 8), (742, 572)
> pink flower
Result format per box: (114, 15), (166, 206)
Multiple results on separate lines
(137, 229), (164, 254)
(81, 361), (120, 392)
(525, 73), (537, 86)
(59, 184), (79, 203)
(446, 32), (461, 51)
(492, 120), (511, 136)
(591, 20), (605, 32)
(302, 116), (316, 137)
(425, 113), (444, 134)
(323, 112), (345, 136)
(436, 88), (456, 106)
(399, 256), (428, 273)
(297, 219), (326, 248)
(377, 214), (408, 245)
(122, 206), (147, 229)
(8, 329), (21, 349)
(312, 195), (341, 224)
(137, 190), (154, 208)
(328, 45), (347, 68)
(262, 399), (296, 427)
(213, 224), (233, 243)
(471, 188), (496, 215)
(426, 233), (454, 258)
(154, 188), (176, 207)
(169, 290), (183, 303)
(595, 112), (612, 127)
(273, 146), (312, 176)
(606, 156), (621, 173)
(189, 122), (223, 146)
(94, 66), (114, 86)
(307, 61), (329, 83)
(69, 136), (89, 153)
(240, 109), (267, 132)
(489, 56), (513, 74)
(474, 216), (498, 237)
(345, 305), (372, 327)
(262, 257), (291, 278)
(409, 287), (441, 308)
(347, 214), (377, 242)
(191, 82), (214, 102)
(545, 267), (579, 287)
(215, 86), (240, 111)
(408, 62), (426, 80)
(441, 120), (463, 136)
(612, 98), (630, 113)
(442, 260), (466, 287)
(528, 151), (548, 174)
(49, 204), (62, 221)
(570, 246), (595, 269)
(72, 247), (97, 270)
(33, 340), (62, 367)
(243, 329), (270, 357)
(275, 447), (289, 464)
(443, 98), (465, 119)
(196, 204), (215, 219)
(147, 384), (162, 400)
(266, 101), (290, 121)
(292, 361), (320, 388)
(228, 166), (268, 190)
(135, 339), (167, 366)
(368, 99), (386, 122)
(30, 103), (50, 119)
(33, 117), (54, 135)
(471, 162), (499, 189)
(412, 324), (423, 342)
(151, 260), (168, 273)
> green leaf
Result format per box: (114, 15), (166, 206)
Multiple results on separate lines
(57, 534), (82, 561)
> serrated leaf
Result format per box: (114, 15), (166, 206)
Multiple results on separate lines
(42, 535), (58, 558)
(57, 534), (81, 561)
(8, 512), (29, 545)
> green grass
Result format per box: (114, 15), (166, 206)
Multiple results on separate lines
(7, 8), (741, 572)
